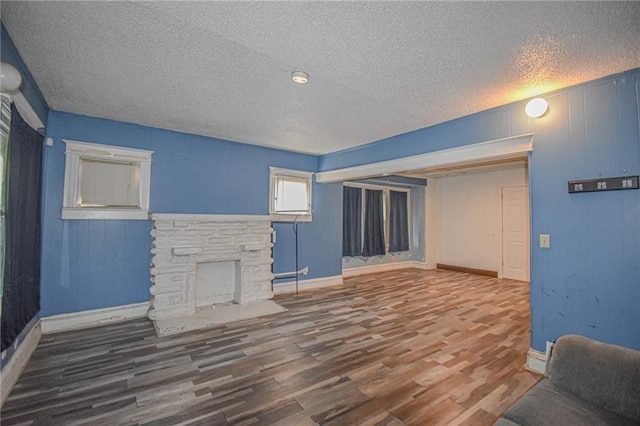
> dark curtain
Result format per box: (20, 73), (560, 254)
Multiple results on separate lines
(389, 190), (409, 252)
(1, 104), (43, 352)
(362, 189), (385, 256)
(342, 186), (362, 256)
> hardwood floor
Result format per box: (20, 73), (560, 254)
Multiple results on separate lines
(1, 269), (541, 425)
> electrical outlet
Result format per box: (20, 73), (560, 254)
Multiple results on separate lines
(546, 341), (554, 360)
(539, 234), (550, 248)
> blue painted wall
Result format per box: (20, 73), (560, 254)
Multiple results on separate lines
(272, 177), (343, 284)
(0, 24), (48, 124)
(319, 107), (530, 173)
(41, 111), (342, 316)
(321, 69), (640, 352)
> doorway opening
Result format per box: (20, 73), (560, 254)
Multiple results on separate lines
(413, 158), (531, 281)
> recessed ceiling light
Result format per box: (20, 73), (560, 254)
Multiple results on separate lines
(291, 71), (309, 84)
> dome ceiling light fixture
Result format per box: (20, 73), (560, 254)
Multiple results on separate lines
(291, 71), (309, 84)
(525, 97), (549, 118)
(1, 62), (22, 93)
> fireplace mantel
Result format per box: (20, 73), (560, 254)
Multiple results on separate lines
(150, 213), (272, 222)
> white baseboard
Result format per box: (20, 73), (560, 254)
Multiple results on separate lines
(526, 348), (547, 374)
(1, 319), (42, 408)
(41, 302), (150, 334)
(342, 260), (428, 278)
(273, 275), (343, 295)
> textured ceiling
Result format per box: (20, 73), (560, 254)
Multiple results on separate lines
(2, 1), (639, 155)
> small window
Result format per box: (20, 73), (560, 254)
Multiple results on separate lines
(269, 167), (312, 221)
(62, 140), (153, 220)
(79, 159), (140, 208)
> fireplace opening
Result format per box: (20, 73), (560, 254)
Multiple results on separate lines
(195, 260), (241, 308)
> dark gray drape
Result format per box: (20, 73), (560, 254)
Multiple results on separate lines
(389, 190), (409, 252)
(342, 186), (362, 256)
(362, 189), (385, 256)
(1, 104), (43, 352)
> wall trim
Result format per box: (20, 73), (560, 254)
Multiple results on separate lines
(316, 133), (534, 183)
(151, 213), (272, 221)
(273, 275), (343, 295)
(1, 320), (42, 408)
(41, 302), (150, 334)
(436, 263), (498, 277)
(526, 348), (547, 375)
(62, 208), (149, 220)
(342, 260), (429, 278)
(12, 91), (45, 131)
(269, 213), (312, 223)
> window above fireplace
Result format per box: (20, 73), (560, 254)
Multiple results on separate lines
(62, 140), (153, 220)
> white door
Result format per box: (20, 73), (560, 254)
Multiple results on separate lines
(502, 186), (530, 281)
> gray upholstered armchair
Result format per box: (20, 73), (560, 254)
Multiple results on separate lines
(495, 334), (640, 425)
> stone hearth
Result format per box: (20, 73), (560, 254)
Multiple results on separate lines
(148, 214), (283, 336)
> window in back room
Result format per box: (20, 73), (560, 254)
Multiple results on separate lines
(342, 183), (409, 257)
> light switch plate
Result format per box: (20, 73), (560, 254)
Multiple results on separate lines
(540, 234), (550, 248)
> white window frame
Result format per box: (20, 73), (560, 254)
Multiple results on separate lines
(62, 140), (153, 220)
(269, 167), (313, 222)
(343, 182), (411, 254)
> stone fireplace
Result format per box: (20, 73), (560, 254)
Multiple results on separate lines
(148, 214), (282, 336)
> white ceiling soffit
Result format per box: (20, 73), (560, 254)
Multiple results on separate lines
(2, 2), (639, 155)
(315, 134), (533, 183)
(402, 158), (528, 179)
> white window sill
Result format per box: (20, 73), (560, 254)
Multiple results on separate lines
(62, 208), (149, 220)
(269, 213), (312, 223)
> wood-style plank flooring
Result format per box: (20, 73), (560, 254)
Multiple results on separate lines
(1, 269), (541, 425)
